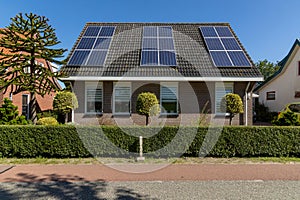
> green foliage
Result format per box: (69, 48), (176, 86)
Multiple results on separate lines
(0, 98), (28, 125)
(136, 92), (160, 125)
(272, 111), (300, 126)
(53, 91), (78, 114)
(256, 59), (280, 80)
(36, 117), (58, 125)
(0, 13), (67, 122)
(220, 93), (244, 125)
(37, 110), (57, 120)
(0, 126), (300, 158)
(254, 102), (277, 122)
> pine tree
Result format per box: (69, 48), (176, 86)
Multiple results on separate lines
(0, 13), (67, 123)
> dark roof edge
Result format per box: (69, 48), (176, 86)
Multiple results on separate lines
(255, 39), (300, 92)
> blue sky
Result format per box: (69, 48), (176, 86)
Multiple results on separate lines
(0, 0), (299, 64)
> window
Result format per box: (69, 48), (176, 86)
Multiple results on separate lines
(160, 83), (178, 115)
(113, 82), (131, 115)
(266, 91), (275, 100)
(22, 94), (29, 120)
(85, 83), (103, 113)
(215, 82), (234, 114)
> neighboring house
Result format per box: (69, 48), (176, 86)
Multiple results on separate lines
(255, 39), (300, 112)
(0, 31), (61, 119)
(60, 23), (263, 126)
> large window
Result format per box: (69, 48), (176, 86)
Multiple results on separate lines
(215, 82), (234, 114)
(160, 83), (178, 115)
(22, 94), (29, 120)
(113, 82), (131, 115)
(85, 83), (103, 113)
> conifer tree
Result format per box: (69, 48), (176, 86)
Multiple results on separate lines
(0, 13), (67, 123)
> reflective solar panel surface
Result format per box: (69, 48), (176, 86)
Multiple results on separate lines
(141, 26), (177, 66)
(199, 26), (251, 67)
(67, 26), (115, 66)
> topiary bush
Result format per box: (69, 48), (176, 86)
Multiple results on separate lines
(36, 117), (59, 125)
(53, 91), (78, 124)
(220, 93), (244, 125)
(136, 92), (160, 125)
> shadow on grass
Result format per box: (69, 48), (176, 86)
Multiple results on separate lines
(0, 173), (154, 199)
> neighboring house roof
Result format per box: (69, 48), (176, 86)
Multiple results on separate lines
(255, 39), (300, 92)
(60, 23), (263, 81)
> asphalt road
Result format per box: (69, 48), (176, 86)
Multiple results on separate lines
(0, 181), (300, 199)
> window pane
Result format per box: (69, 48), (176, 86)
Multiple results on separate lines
(161, 86), (177, 114)
(215, 83), (233, 113)
(114, 86), (131, 114)
(86, 88), (102, 113)
(115, 101), (130, 113)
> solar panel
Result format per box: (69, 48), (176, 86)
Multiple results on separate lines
(141, 51), (158, 66)
(142, 38), (158, 50)
(159, 27), (173, 37)
(221, 38), (241, 50)
(204, 38), (224, 50)
(86, 51), (107, 66)
(159, 38), (175, 50)
(68, 50), (90, 65)
(159, 51), (177, 66)
(141, 26), (177, 66)
(94, 38), (111, 50)
(67, 26), (115, 66)
(77, 38), (96, 49)
(210, 51), (232, 67)
(84, 26), (101, 37)
(199, 26), (251, 67)
(143, 26), (157, 37)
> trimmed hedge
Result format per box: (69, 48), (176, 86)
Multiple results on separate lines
(0, 126), (300, 158)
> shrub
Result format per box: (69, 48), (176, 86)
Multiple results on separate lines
(136, 92), (160, 125)
(0, 126), (300, 158)
(0, 98), (28, 125)
(36, 117), (59, 125)
(220, 93), (244, 125)
(272, 111), (300, 126)
(53, 91), (78, 124)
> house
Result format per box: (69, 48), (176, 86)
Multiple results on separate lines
(0, 31), (60, 119)
(60, 23), (263, 126)
(255, 39), (300, 112)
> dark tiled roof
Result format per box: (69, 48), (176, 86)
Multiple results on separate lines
(60, 23), (262, 78)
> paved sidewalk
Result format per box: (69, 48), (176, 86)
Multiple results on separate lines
(0, 163), (300, 182)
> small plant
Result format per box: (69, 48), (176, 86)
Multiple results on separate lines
(272, 111), (300, 126)
(220, 93), (244, 125)
(0, 98), (28, 125)
(36, 117), (59, 125)
(136, 92), (160, 125)
(53, 91), (78, 124)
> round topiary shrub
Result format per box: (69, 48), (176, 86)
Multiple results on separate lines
(36, 117), (59, 125)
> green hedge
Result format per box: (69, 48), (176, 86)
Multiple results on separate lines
(0, 126), (300, 158)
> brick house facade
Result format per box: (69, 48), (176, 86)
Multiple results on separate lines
(61, 23), (263, 126)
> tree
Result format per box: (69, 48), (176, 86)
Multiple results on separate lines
(0, 98), (28, 125)
(0, 13), (67, 123)
(256, 59), (280, 80)
(220, 93), (244, 125)
(136, 92), (160, 125)
(53, 91), (78, 124)
(272, 111), (300, 126)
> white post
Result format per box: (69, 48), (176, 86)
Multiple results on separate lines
(136, 136), (145, 161)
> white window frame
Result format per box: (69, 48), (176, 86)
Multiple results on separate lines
(215, 82), (234, 115)
(113, 82), (131, 115)
(22, 94), (30, 120)
(85, 82), (103, 114)
(160, 82), (178, 115)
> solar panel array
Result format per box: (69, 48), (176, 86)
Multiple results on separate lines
(199, 26), (251, 67)
(68, 26), (115, 66)
(141, 26), (177, 66)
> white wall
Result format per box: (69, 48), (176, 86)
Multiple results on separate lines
(258, 45), (300, 112)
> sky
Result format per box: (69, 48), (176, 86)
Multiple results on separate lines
(0, 0), (299, 64)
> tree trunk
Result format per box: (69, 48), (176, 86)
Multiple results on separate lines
(229, 114), (234, 126)
(29, 92), (37, 124)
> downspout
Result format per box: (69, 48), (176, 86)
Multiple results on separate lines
(245, 82), (251, 126)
